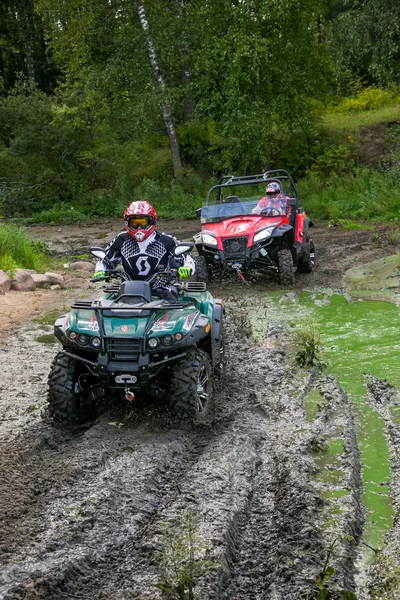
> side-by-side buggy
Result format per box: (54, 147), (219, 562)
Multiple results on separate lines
(194, 169), (315, 285)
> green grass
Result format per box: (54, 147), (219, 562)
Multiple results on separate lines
(299, 169), (400, 222)
(323, 103), (400, 134)
(0, 222), (48, 275)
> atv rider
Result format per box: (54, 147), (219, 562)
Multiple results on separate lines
(252, 182), (288, 215)
(94, 201), (196, 302)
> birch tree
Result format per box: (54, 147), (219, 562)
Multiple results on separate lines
(136, 0), (183, 178)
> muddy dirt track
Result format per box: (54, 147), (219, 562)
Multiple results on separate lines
(1, 219), (400, 599)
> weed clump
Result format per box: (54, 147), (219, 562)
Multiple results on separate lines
(294, 321), (324, 367)
(155, 509), (217, 599)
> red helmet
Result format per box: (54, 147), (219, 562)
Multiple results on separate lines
(266, 182), (281, 197)
(124, 201), (157, 241)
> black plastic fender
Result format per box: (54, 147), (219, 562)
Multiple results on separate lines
(211, 299), (225, 370)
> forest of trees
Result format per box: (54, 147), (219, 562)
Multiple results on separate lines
(1, 0), (400, 220)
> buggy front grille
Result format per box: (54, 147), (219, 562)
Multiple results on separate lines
(222, 236), (248, 260)
(105, 338), (141, 361)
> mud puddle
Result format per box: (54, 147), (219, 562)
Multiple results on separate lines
(0, 290), (374, 600)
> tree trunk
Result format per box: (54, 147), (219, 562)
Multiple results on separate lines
(136, 0), (183, 179)
(176, 0), (195, 122)
(15, 0), (37, 84)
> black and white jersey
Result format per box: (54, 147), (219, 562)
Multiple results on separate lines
(96, 230), (195, 288)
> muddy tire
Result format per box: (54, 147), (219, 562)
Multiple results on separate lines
(277, 248), (295, 285)
(47, 352), (98, 427)
(195, 255), (210, 282)
(298, 238), (316, 273)
(169, 349), (213, 418)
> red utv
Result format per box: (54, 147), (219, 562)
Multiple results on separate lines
(193, 170), (315, 285)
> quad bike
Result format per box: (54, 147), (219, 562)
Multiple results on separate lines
(193, 169), (315, 285)
(47, 243), (225, 427)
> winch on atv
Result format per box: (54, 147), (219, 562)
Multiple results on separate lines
(194, 169), (315, 285)
(47, 243), (225, 426)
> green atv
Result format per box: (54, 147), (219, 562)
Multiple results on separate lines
(48, 243), (225, 426)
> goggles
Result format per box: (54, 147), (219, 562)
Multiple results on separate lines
(127, 216), (154, 229)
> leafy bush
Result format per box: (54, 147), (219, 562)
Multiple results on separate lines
(0, 222), (47, 273)
(328, 87), (400, 113)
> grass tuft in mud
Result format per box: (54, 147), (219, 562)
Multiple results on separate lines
(294, 321), (324, 367)
(155, 509), (217, 599)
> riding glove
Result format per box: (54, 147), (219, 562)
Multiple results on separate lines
(178, 266), (192, 278)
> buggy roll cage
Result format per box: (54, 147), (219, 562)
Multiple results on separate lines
(207, 169), (298, 205)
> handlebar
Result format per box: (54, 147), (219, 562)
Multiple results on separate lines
(91, 267), (179, 284)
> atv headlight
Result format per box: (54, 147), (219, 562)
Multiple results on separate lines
(78, 334), (89, 345)
(201, 232), (218, 246)
(148, 337), (160, 349)
(90, 337), (101, 348)
(254, 227), (275, 243)
(162, 334), (174, 347)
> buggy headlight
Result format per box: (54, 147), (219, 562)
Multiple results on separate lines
(254, 227), (275, 243)
(78, 334), (89, 345)
(201, 233), (217, 246)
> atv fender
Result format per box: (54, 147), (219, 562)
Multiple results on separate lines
(211, 299), (225, 371)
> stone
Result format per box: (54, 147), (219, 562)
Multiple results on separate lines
(0, 270), (11, 293)
(15, 268), (37, 276)
(50, 284), (61, 291)
(10, 271), (36, 292)
(45, 272), (64, 285)
(31, 274), (49, 288)
(68, 261), (95, 272)
(279, 292), (299, 304)
(61, 278), (90, 290)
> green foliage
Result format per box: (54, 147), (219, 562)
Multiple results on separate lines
(328, 87), (400, 114)
(133, 174), (213, 219)
(155, 509), (217, 600)
(23, 202), (88, 224)
(294, 321), (324, 367)
(299, 169), (400, 222)
(0, 222), (47, 274)
(387, 227), (400, 246)
(326, 1), (400, 88)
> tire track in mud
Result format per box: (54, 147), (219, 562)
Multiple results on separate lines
(0, 295), (366, 599)
(362, 376), (400, 599)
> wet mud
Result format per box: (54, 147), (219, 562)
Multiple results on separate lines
(1, 220), (400, 599)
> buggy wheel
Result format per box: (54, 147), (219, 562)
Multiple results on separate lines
(277, 248), (295, 286)
(298, 238), (316, 273)
(195, 255), (210, 282)
(169, 350), (213, 418)
(47, 352), (99, 427)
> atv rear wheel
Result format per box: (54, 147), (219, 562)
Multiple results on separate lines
(298, 238), (316, 273)
(47, 352), (99, 427)
(277, 248), (295, 285)
(169, 350), (213, 418)
(195, 255), (210, 283)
